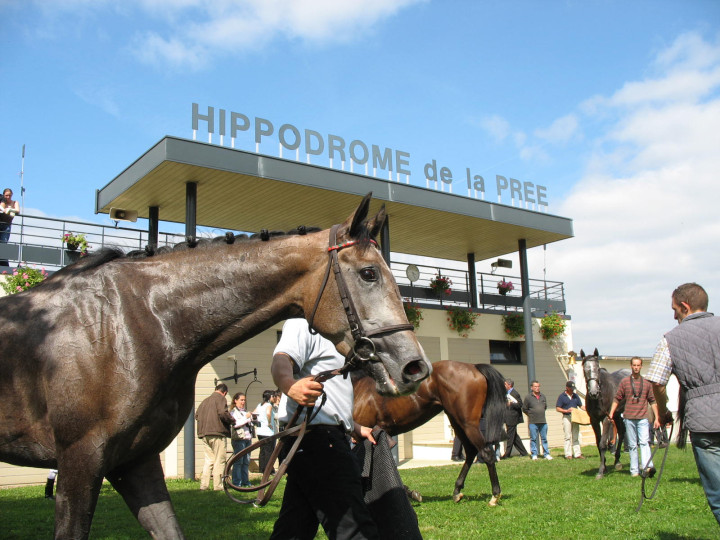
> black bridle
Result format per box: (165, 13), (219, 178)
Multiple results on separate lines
(307, 223), (414, 375)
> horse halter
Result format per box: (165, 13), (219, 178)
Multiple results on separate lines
(307, 223), (414, 374)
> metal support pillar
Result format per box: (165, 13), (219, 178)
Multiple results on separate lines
(183, 182), (198, 479)
(380, 215), (391, 264)
(519, 239), (536, 387)
(185, 182), (197, 240)
(467, 252), (477, 308)
(148, 206), (159, 251)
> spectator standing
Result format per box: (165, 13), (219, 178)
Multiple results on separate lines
(195, 383), (234, 491)
(609, 357), (660, 478)
(230, 392), (253, 488)
(646, 283), (720, 525)
(0, 188), (19, 243)
(501, 378), (529, 459)
(451, 434), (465, 462)
(556, 381), (586, 459)
(254, 389), (276, 475)
(522, 380), (552, 460)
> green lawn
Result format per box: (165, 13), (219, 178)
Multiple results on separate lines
(1, 445), (716, 539)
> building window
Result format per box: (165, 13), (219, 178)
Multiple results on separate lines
(489, 340), (522, 364)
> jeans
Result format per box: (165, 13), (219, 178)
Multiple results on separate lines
(624, 417), (653, 474)
(529, 423), (549, 457)
(0, 222), (10, 243)
(231, 438), (251, 487)
(690, 431), (720, 525)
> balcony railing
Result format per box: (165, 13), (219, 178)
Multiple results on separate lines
(391, 262), (566, 315)
(0, 214), (187, 269)
(1, 214), (565, 315)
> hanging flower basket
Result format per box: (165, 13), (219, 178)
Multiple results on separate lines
(62, 232), (89, 254)
(429, 272), (452, 297)
(502, 313), (525, 339)
(403, 301), (423, 330)
(497, 280), (514, 296)
(446, 306), (479, 338)
(540, 311), (566, 341)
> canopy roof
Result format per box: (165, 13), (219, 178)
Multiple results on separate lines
(96, 136), (573, 262)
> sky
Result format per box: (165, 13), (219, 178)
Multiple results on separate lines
(1, 0), (719, 356)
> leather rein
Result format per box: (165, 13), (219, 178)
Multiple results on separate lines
(223, 224), (413, 506)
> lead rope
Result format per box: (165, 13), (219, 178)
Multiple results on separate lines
(636, 422), (674, 512)
(223, 369), (342, 507)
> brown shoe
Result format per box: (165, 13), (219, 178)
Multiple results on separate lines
(574, 455), (586, 460)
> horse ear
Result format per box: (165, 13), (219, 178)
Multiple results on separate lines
(366, 204), (387, 240)
(580, 349), (586, 359)
(593, 348), (599, 357)
(339, 192), (372, 239)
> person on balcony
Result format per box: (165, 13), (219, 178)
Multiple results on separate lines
(0, 188), (20, 243)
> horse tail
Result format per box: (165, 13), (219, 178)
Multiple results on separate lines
(474, 363), (506, 444)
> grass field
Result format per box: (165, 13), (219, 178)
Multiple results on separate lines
(1, 445), (717, 539)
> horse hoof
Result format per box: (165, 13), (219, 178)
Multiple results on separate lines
(488, 494), (500, 507)
(615, 463), (623, 471)
(595, 473), (604, 479)
(453, 492), (464, 503)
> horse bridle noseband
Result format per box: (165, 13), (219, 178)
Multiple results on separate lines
(307, 223), (414, 375)
(223, 223), (414, 507)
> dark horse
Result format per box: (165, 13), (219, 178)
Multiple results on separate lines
(0, 194), (431, 539)
(353, 360), (506, 505)
(581, 348), (629, 479)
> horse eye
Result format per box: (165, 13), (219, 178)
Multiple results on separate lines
(359, 267), (378, 282)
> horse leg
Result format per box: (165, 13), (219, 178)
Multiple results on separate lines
(452, 443), (478, 503)
(591, 420), (605, 479)
(53, 441), (107, 539)
(106, 454), (185, 540)
(479, 446), (502, 507)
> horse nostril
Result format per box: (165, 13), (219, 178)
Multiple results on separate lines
(402, 359), (429, 383)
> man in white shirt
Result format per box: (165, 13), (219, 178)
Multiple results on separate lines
(270, 318), (378, 539)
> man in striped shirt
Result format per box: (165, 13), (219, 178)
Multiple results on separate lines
(609, 357), (661, 477)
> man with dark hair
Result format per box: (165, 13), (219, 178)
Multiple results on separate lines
(556, 381), (586, 459)
(501, 378), (529, 459)
(609, 357), (660, 477)
(196, 383), (234, 491)
(647, 282), (720, 525)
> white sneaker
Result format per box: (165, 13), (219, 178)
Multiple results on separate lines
(545, 455), (553, 460)
(531, 455), (538, 460)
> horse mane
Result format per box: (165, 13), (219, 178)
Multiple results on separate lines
(36, 226), (324, 287)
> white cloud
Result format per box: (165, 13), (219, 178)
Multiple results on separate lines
(540, 31), (720, 355)
(21, 0), (426, 70)
(478, 114), (511, 142)
(129, 0), (427, 69)
(534, 114), (579, 144)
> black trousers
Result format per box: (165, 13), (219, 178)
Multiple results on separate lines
(503, 424), (528, 457)
(258, 434), (276, 473)
(270, 426), (378, 540)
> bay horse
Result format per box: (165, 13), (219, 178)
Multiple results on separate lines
(353, 360), (506, 505)
(581, 348), (629, 479)
(0, 193), (431, 540)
